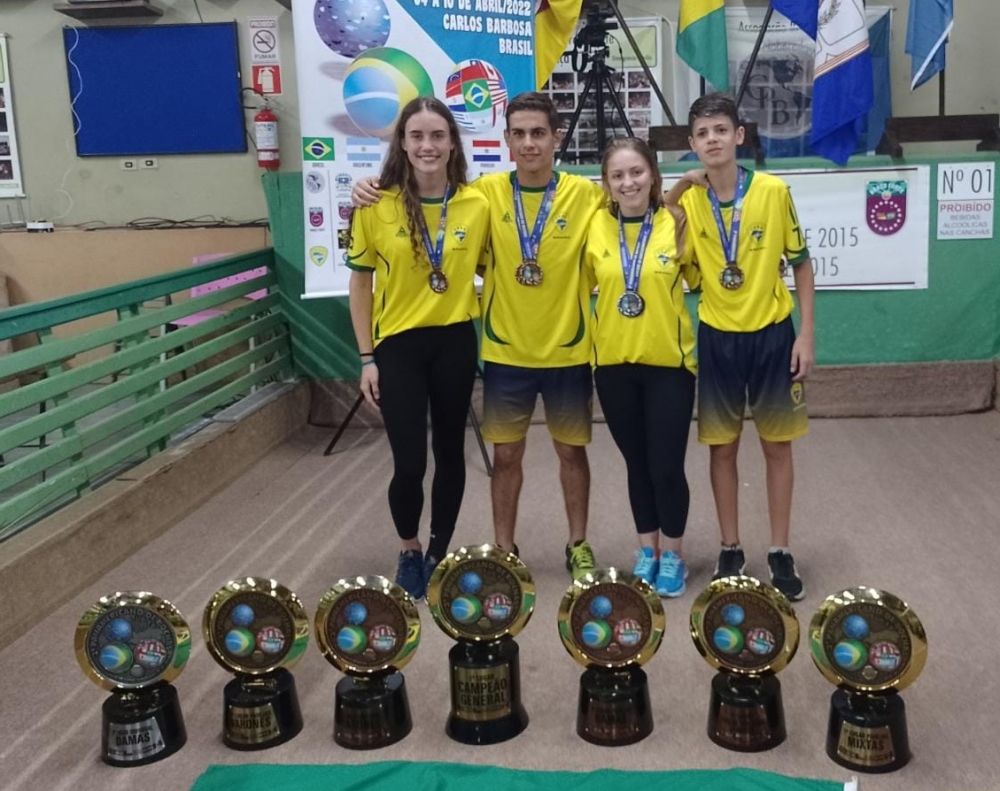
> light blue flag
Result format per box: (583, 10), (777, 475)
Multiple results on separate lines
(773, 0), (873, 166)
(905, 0), (953, 90)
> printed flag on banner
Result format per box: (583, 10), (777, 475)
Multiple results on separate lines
(905, 0), (953, 90)
(677, 0), (730, 90)
(773, 0), (873, 166)
(534, 0), (583, 89)
(472, 139), (502, 163)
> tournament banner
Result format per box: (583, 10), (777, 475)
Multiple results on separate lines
(293, 0), (535, 297)
(678, 164), (930, 291)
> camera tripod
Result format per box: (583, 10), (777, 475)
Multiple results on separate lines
(556, 0), (677, 164)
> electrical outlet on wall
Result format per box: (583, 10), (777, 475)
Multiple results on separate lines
(140, 158), (159, 170)
(120, 159), (137, 171)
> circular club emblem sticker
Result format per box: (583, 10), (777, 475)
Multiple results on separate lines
(558, 569), (664, 669)
(690, 576), (799, 675)
(315, 576), (420, 675)
(203, 578), (309, 675)
(810, 586), (927, 693)
(427, 544), (535, 642)
(75, 592), (190, 691)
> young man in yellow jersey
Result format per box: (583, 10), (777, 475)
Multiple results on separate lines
(352, 93), (605, 580)
(667, 93), (815, 601)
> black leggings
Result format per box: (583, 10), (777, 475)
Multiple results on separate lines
(594, 364), (696, 539)
(374, 321), (478, 559)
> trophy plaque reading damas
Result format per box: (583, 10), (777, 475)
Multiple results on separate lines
(426, 544), (535, 744)
(810, 586), (927, 773)
(690, 576), (799, 751)
(557, 568), (665, 745)
(75, 591), (191, 767)
(203, 577), (309, 750)
(315, 575), (421, 749)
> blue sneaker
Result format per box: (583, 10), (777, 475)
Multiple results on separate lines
(395, 549), (425, 600)
(656, 551), (688, 598)
(631, 547), (658, 585)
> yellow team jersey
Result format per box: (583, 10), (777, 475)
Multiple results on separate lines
(585, 208), (699, 372)
(475, 171), (604, 368)
(680, 170), (810, 332)
(346, 185), (489, 346)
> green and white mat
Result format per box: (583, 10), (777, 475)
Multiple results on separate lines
(192, 760), (852, 791)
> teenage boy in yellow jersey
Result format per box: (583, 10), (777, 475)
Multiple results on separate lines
(352, 92), (605, 580)
(666, 93), (815, 601)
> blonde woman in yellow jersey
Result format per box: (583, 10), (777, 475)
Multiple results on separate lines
(667, 93), (815, 601)
(586, 138), (700, 598)
(346, 97), (490, 600)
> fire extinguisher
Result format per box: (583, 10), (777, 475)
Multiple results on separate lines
(254, 103), (280, 171)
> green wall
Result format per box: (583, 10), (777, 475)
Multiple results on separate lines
(264, 154), (1000, 380)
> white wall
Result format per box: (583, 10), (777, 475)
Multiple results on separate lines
(1, 0), (996, 226)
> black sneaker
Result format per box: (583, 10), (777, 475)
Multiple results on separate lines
(713, 546), (746, 580)
(395, 549), (425, 600)
(423, 554), (442, 589)
(768, 550), (805, 601)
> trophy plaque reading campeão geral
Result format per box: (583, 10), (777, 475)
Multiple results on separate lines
(426, 544), (535, 744)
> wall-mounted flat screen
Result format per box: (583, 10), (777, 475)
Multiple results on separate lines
(63, 22), (246, 156)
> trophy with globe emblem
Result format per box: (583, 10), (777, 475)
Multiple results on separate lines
(810, 586), (927, 772)
(557, 567), (665, 745)
(690, 576), (799, 751)
(75, 591), (191, 766)
(203, 577), (310, 749)
(426, 544), (535, 744)
(314, 575), (421, 749)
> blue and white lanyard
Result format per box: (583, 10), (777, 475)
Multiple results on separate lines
(513, 177), (557, 262)
(419, 187), (451, 271)
(617, 208), (654, 293)
(708, 167), (747, 264)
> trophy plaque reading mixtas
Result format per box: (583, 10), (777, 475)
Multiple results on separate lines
(315, 575), (421, 749)
(557, 567), (665, 745)
(810, 586), (927, 772)
(690, 575), (799, 751)
(426, 544), (535, 744)
(203, 576), (309, 750)
(75, 591), (191, 766)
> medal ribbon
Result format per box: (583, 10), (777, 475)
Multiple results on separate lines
(707, 167), (747, 265)
(513, 177), (557, 263)
(618, 208), (654, 295)
(419, 186), (451, 272)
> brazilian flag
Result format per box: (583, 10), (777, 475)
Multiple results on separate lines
(677, 0), (730, 91)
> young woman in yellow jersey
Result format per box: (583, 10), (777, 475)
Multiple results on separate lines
(346, 97), (490, 600)
(585, 138), (700, 597)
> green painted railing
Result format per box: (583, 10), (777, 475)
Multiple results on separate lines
(0, 250), (294, 539)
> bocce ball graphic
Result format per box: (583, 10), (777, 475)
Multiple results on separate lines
(315, 0), (391, 59)
(343, 48), (434, 138)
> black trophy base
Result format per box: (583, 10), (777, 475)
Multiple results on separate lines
(447, 637), (528, 745)
(577, 665), (653, 746)
(334, 672), (412, 749)
(223, 668), (303, 750)
(827, 688), (910, 773)
(707, 672), (786, 752)
(101, 682), (186, 767)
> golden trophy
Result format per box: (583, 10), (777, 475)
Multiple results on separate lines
(314, 575), (421, 749)
(810, 586), (927, 772)
(426, 544), (535, 744)
(690, 575), (799, 751)
(75, 591), (190, 766)
(557, 568), (665, 745)
(203, 576), (309, 749)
